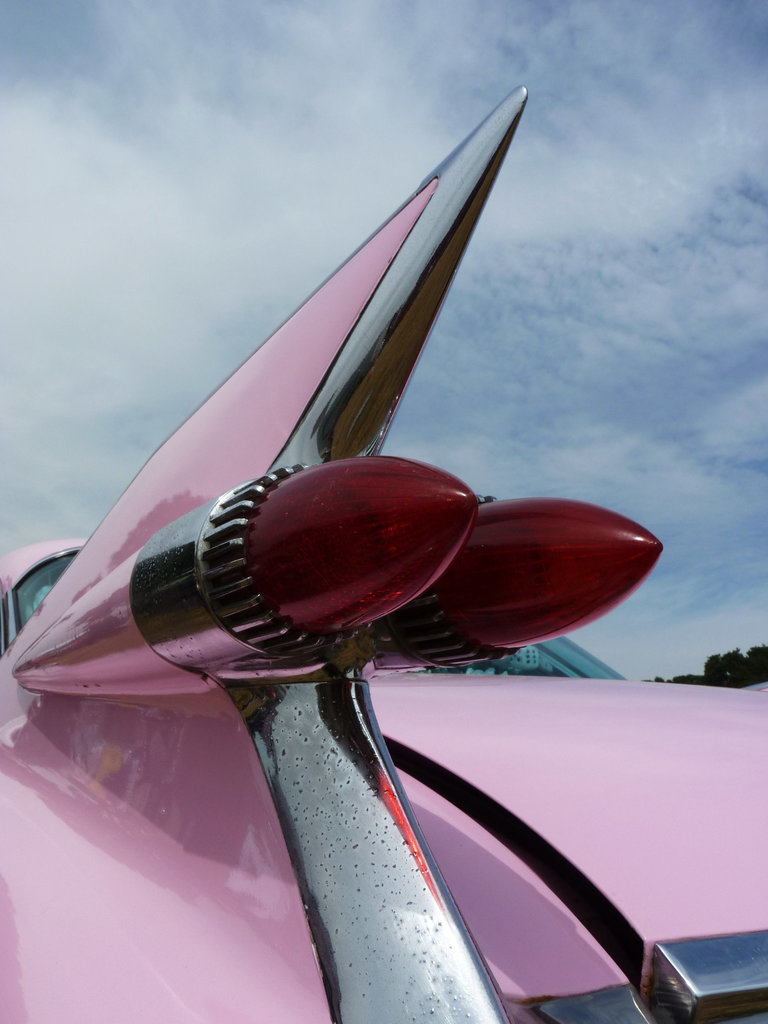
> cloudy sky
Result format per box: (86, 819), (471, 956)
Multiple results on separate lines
(2, 1), (767, 680)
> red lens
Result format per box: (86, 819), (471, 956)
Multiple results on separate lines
(432, 498), (662, 648)
(245, 457), (477, 633)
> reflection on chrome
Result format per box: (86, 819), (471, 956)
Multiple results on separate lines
(272, 88), (527, 471)
(512, 985), (654, 1024)
(653, 932), (768, 1024)
(234, 679), (510, 1024)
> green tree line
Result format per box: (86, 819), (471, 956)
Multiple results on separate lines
(654, 645), (768, 687)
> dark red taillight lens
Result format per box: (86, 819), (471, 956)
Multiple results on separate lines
(429, 497), (661, 650)
(245, 457), (477, 633)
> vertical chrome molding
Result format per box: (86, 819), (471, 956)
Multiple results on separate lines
(235, 679), (511, 1024)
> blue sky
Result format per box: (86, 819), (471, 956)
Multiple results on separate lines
(2, 1), (767, 679)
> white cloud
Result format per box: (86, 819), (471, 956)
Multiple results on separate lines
(2, 0), (767, 675)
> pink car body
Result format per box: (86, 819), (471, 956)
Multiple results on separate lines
(2, 88), (766, 1024)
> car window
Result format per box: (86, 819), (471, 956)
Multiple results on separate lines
(420, 636), (624, 679)
(13, 551), (79, 632)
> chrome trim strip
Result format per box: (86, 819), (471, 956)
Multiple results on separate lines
(0, 590), (9, 654)
(514, 985), (654, 1024)
(234, 679), (511, 1024)
(130, 503), (227, 668)
(272, 86), (527, 470)
(653, 932), (768, 1024)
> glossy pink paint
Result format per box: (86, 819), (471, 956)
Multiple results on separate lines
(372, 674), (768, 975)
(401, 772), (626, 1001)
(13, 181), (437, 697)
(14, 552), (216, 694)
(0, 671), (331, 1023)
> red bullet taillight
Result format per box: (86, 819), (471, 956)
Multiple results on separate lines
(387, 498), (662, 665)
(131, 457), (477, 672)
(243, 458), (477, 633)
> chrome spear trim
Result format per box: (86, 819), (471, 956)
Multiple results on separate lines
(652, 932), (768, 1024)
(511, 985), (655, 1024)
(272, 86), (527, 470)
(233, 679), (511, 1024)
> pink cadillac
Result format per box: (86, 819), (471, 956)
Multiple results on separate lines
(2, 88), (766, 1024)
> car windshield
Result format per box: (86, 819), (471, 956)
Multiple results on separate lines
(420, 636), (624, 679)
(14, 552), (79, 630)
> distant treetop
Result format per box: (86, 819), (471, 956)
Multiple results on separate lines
(656, 645), (768, 687)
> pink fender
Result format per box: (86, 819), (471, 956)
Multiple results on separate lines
(0, 673), (331, 1022)
(372, 673), (768, 988)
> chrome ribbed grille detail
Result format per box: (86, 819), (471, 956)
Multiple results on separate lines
(197, 465), (327, 657)
(384, 493), (512, 668)
(386, 592), (490, 666)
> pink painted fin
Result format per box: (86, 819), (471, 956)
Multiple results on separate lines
(15, 87), (528, 695)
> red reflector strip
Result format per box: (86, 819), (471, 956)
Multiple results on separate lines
(377, 766), (441, 903)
